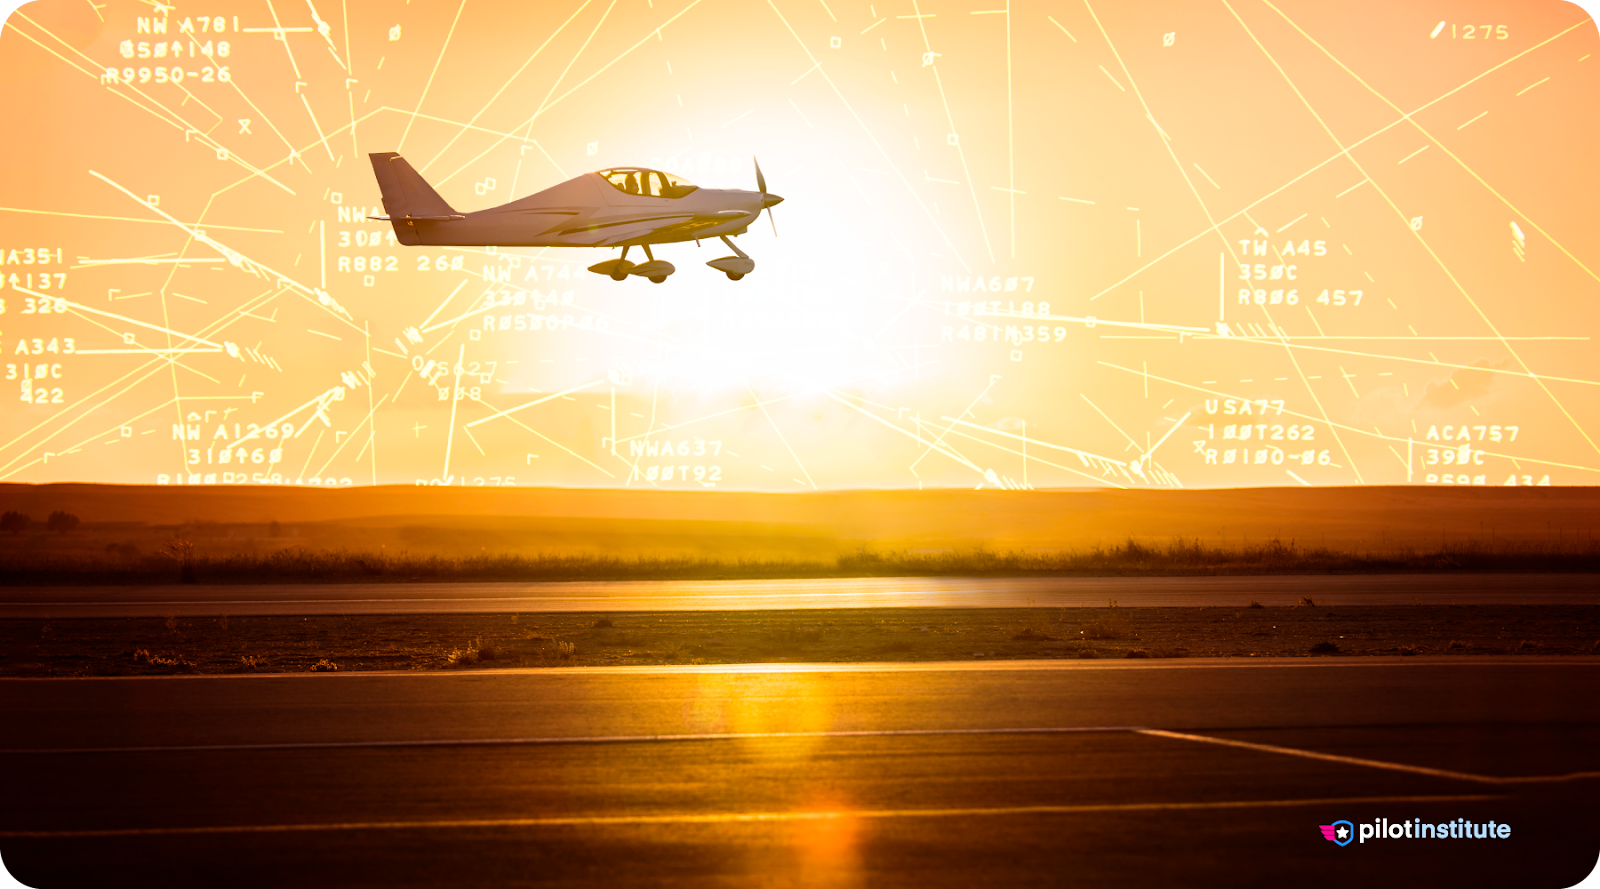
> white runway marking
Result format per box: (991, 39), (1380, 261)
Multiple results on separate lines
(0, 794), (1503, 839)
(1139, 729), (1600, 785)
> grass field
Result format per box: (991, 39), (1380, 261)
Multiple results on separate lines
(5, 605), (1598, 677)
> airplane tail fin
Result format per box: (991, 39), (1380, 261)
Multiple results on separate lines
(368, 152), (463, 245)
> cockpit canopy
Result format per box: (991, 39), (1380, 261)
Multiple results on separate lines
(598, 168), (698, 199)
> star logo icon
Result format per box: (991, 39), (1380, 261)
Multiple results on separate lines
(1319, 820), (1355, 847)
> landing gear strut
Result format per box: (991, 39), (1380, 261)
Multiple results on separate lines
(705, 235), (756, 281)
(641, 245), (668, 284)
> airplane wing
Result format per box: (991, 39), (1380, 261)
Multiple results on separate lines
(556, 215), (695, 246)
(637, 210), (756, 243)
(542, 210), (756, 246)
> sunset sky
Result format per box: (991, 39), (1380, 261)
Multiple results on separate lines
(1, 0), (1596, 491)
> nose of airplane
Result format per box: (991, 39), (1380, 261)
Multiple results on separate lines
(761, 193), (784, 209)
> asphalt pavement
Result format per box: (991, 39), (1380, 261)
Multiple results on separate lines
(2, 659), (1598, 887)
(4, 573), (1597, 617)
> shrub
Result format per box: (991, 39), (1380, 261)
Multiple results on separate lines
(311, 659), (339, 672)
(1077, 648), (1100, 659)
(444, 641), (480, 666)
(1125, 649), (1150, 659)
(1248, 601), (1265, 609)
(1296, 596), (1317, 607)
(46, 511), (80, 534)
(1310, 641), (1341, 654)
(592, 618), (614, 628)
(162, 538), (197, 584)
(0, 511), (28, 534)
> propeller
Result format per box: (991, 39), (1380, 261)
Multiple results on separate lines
(754, 156), (783, 236)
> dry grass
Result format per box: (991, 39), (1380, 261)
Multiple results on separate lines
(3, 605), (1599, 676)
(766, 622), (825, 645)
(1, 537), (1598, 585)
(1078, 617), (1125, 640)
(130, 648), (194, 670)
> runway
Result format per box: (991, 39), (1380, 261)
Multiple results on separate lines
(2, 659), (1598, 887)
(4, 572), (1597, 617)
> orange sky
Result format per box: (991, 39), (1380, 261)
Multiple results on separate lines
(0, 0), (1596, 491)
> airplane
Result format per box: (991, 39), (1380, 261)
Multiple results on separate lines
(367, 153), (783, 283)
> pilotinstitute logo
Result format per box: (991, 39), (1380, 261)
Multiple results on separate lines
(1320, 818), (1512, 845)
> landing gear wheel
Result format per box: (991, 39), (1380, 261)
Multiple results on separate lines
(610, 273), (628, 281)
(649, 275), (667, 284)
(726, 273), (744, 281)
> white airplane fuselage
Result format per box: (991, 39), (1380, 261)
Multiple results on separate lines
(369, 153), (781, 281)
(388, 172), (767, 248)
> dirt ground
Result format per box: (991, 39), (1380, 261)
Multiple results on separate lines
(3, 605), (1598, 677)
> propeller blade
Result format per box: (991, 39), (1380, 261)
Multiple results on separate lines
(754, 156), (767, 196)
(767, 207), (777, 237)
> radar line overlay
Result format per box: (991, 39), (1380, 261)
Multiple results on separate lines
(0, 0), (1596, 492)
